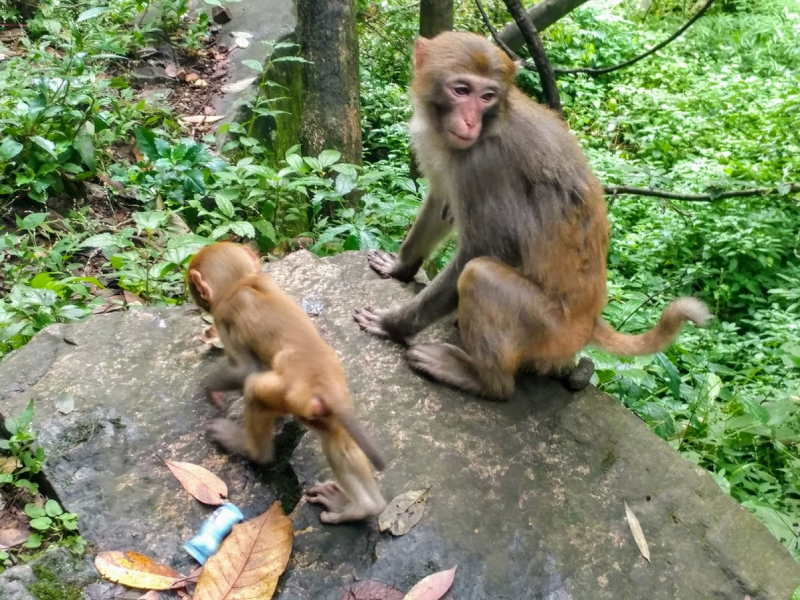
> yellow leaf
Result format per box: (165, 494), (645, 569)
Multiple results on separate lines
(624, 501), (651, 562)
(194, 502), (293, 600)
(95, 551), (182, 590)
(402, 566), (457, 600)
(0, 455), (20, 474)
(162, 458), (228, 505)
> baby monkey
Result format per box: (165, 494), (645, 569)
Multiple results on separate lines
(187, 242), (386, 524)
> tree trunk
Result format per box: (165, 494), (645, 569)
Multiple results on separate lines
(419, 0), (454, 38)
(297, 0), (362, 171)
(497, 0), (591, 51)
(411, 0), (454, 181)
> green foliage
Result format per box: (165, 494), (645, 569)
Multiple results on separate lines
(0, 400), (42, 495)
(24, 501), (86, 556)
(28, 564), (84, 600)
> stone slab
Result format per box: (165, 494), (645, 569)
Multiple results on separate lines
(0, 250), (797, 599)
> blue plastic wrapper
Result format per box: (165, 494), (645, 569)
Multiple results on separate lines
(184, 503), (244, 564)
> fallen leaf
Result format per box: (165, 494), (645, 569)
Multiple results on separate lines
(0, 456), (20, 474)
(172, 565), (203, 589)
(124, 290), (145, 306)
(182, 115), (225, 124)
(201, 324), (223, 349)
(402, 566), (457, 600)
(625, 501), (651, 562)
(341, 580), (403, 600)
(177, 591), (192, 600)
(185, 73), (199, 84)
(95, 551), (183, 590)
(234, 37), (250, 49)
(230, 31), (254, 39)
(221, 76), (257, 94)
(55, 392), (75, 415)
(162, 458), (228, 505)
(194, 502), (293, 600)
(138, 592), (161, 600)
(379, 488), (429, 536)
(0, 528), (29, 549)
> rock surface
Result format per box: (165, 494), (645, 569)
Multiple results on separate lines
(0, 250), (798, 599)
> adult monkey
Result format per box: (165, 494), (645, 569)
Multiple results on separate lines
(355, 32), (709, 398)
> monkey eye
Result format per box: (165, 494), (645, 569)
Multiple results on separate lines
(481, 90), (497, 102)
(452, 84), (470, 97)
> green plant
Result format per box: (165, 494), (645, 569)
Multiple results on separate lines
(24, 500), (86, 556)
(0, 400), (43, 495)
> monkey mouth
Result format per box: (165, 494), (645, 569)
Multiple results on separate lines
(447, 130), (477, 149)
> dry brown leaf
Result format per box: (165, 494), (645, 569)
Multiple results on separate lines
(95, 551), (183, 590)
(183, 115), (225, 124)
(379, 488), (429, 536)
(162, 459), (228, 505)
(221, 77), (257, 94)
(177, 591), (192, 600)
(341, 580), (403, 600)
(200, 324), (223, 349)
(194, 502), (293, 600)
(124, 290), (145, 306)
(0, 528), (29, 549)
(185, 73), (199, 84)
(138, 592), (161, 600)
(172, 565), (204, 589)
(402, 566), (457, 600)
(624, 501), (651, 562)
(0, 456), (20, 474)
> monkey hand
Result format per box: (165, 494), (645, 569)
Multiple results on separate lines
(366, 249), (419, 283)
(354, 307), (408, 344)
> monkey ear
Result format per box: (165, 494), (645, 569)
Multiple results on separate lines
(242, 244), (261, 272)
(414, 37), (430, 70)
(189, 269), (213, 302)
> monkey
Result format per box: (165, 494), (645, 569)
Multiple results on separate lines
(354, 32), (710, 399)
(187, 242), (387, 523)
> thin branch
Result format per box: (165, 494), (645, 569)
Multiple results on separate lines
(554, 0), (716, 76)
(501, 0), (563, 118)
(475, 0), (519, 62)
(603, 183), (800, 202)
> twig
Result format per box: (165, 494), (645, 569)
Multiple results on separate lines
(475, 0), (519, 62)
(554, 0), (716, 76)
(603, 183), (800, 202)
(501, 0), (563, 118)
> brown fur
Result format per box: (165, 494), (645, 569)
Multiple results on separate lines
(188, 242), (386, 523)
(355, 32), (710, 399)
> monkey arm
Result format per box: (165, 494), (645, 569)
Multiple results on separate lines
(357, 250), (467, 341)
(368, 189), (453, 282)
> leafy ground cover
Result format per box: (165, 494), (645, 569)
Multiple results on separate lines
(0, 0), (798, 562)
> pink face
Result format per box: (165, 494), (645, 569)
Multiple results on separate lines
(443, 75), (500, 150)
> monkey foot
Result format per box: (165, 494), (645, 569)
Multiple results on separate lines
(561, 357), (595, 392)
(366, 249), (397, 278)
(206, 390), (227, 409)
(306, 481), (361, 524)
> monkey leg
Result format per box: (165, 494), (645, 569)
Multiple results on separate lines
(408, 257), (561, 400)
(367, 189), (452, 282)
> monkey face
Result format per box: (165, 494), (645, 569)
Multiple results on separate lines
(441, 75), (500, 149)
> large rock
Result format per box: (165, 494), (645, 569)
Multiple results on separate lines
(0, 250), (798, 599)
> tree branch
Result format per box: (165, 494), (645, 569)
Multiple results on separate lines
(475, 0), (519, 63)
(554, 0), (715, 76)
(501, 0), (563, 118)
(603, 183), (800, 202)
(498, 0), (592, 51)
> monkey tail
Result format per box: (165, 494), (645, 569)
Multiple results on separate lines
(338, 412), (387, 472)
(590, 297), (710, 357)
